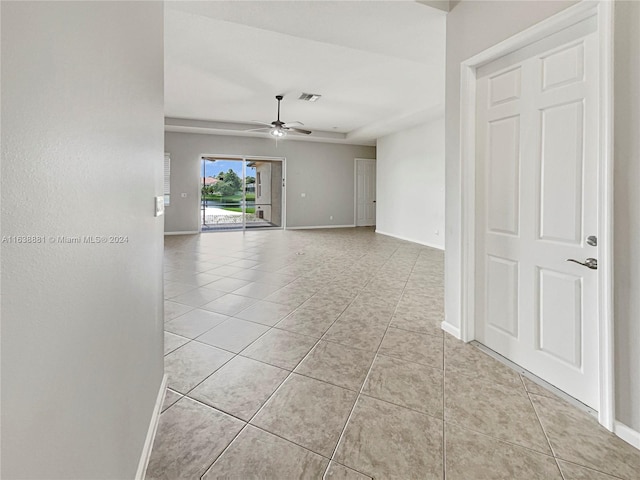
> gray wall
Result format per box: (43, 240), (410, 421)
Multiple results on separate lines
(376, 118), (445, 249)
(164, 132), (375, 232)
(1, 2), (165, 478)
(445, 0), (640, 432)
(613, 0), (640, 432)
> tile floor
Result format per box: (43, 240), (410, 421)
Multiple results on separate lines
(148, 228), (640, 479)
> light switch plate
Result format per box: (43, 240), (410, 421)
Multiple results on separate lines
(155, 196), (164, 217)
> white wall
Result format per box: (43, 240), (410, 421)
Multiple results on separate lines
(164, 132), (376, 232)
(1, 2), (165, 478)
(376, 118), (445, 249)
(445, 0), (640, 434)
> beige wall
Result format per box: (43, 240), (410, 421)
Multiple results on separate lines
(1, 1), (165, 478)
(445, 0), (640, 432)
(164, 132), (375, 232)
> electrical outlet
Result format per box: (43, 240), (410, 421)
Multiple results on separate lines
(330, 215), (333, 220)
(301, 193), (306, 198)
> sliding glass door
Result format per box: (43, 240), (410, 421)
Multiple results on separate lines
(246, 159), (283, 229)
(200, 156), (284, 232)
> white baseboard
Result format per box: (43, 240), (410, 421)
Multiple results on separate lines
(164, 231), (199, 236)
(135, 374), (167, 480)
(615, 421), (640, 450)
(286, 224), (356, 230)
(441, 321), (461, 339)
(375, 230), (445, 250)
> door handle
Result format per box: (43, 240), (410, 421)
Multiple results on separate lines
(566, 258), (598, 270)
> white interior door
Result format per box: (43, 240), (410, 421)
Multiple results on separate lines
(355, 158), (376, 226)
(475, 18), (599, 408)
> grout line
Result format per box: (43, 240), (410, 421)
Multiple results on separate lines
(189, 388), (434, 480)
(322, 460), (373, 479)
(157, 395), (248, 479)
(170, 349), (236, 398)
(524, 380), (566, 480)
(322, 248), (420, 479)
(368, 347), (444, 370)
(192, 260), (323, 478)
(168, 305), (298, 400)
(181, 326), (281, 396)
(173, 286), (331, 399)
(199, 282), (365, 479)
(387, 322), (447, 340)
(248, 423), (342, 461)
(471, 341), (597, 418)
(442, 315), (606, 477)
(290, 370), (364, 395)
(182, 395), (249, 425)
(357, 392), (443, 422)
(551, 458), (626, 480)
(360, 350), (444, 373)
(444, 418), (561, 459)
(159, 390), (184, 414)
(198, 424), (249, 479)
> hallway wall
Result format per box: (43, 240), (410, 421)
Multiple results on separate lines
(1, 2), (165, 477)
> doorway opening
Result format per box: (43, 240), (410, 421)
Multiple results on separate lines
(200, 155), (285, 232)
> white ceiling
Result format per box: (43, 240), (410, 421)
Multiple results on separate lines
(165, 1), (446, 145)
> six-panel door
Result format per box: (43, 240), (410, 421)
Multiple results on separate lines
(475, 19), (599, 409)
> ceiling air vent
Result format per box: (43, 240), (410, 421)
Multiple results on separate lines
(298, 93), (322, 102)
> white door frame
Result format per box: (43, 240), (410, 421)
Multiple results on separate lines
(353, 158), (376, 227)
(457, 0), (614, 430)
(197, 154), (287, 231)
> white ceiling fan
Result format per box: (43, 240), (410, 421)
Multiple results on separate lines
(247, 95), (312, 138)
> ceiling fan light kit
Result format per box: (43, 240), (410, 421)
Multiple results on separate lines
(270, 127), (286, 137)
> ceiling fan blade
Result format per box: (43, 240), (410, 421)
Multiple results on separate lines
(248, 120), (274, 127)
(287, 127), (312, 135)
(244, 127), (271, 132)
(283, 121), (304, 127)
